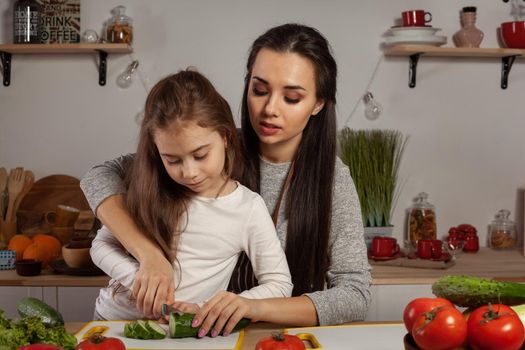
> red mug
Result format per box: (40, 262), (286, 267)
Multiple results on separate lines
(371, 236), (400, 257)
(402, 10), (432, 27)
(418, 239), (442, 259)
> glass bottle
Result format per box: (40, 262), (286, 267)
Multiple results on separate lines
(488, 209), (517, 250)
(408, 192), (437, 244)
(13, 0), (42, 44)
(105, 5), (133, 44)
(453, 6), (484, 48)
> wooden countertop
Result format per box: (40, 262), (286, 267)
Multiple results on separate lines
(371, 247), (525, 285)
(2, 248), (524, 287)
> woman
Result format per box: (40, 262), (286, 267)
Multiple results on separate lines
(81, 23), (371, 333)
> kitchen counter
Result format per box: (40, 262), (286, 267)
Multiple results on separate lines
(1, 248), (524, 287)
(371, 247), (525, 284)
(66, 321), (406, 350)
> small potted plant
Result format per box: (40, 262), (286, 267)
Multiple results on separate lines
(338, 128), (408, 247)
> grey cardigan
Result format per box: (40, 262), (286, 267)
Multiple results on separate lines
(80, 154), (372, 325)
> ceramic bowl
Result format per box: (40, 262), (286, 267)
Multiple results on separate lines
(15, 259), (42, 276)
(61, 245), (93, 269)
(501, 21), (525, 48)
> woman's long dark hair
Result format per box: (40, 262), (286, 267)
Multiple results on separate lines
(126, 70), (239, 261)
(240, 24), (337, 295)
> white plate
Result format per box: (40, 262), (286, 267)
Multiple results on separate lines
(388, 26), (442, 37)
(384, 34), (447, 46)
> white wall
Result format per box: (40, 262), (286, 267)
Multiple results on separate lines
(1, 0), (524, 246)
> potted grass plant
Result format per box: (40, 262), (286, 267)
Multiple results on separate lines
(338, 128), (408, 247)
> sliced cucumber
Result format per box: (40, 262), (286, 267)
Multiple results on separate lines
(135, 320), (151, 339)
(145, 320), (166, 339)
(123, 323), (133, 337)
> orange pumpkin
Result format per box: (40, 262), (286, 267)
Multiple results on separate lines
(7, 234), (32, 261)
(23, 242), (52, 267)
(32, 234), (61, 261)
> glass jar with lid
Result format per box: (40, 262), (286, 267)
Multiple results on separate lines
(408, 192), (437, 244)
(105, 5), (133, 44)
(488, 209), (517, 249)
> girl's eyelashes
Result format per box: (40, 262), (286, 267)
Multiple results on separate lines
(252, 85), (302, 104)
(194, 153), (208, 161)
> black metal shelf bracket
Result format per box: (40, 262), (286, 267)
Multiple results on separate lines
(501, 55), (517, 89)
(98, 50), (108, 86)
(408, 53), (421, 88)
(0, 51), (12, 86)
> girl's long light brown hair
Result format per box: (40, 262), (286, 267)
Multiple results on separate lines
(125, 69), (239, 261)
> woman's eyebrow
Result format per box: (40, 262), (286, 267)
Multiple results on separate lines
(252, 76), (306, 91)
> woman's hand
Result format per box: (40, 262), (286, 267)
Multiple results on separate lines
(192, 291), (257, 337)
(132, 255), (175, 318)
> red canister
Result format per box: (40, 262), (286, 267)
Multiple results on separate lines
(463, 232), (479, 253)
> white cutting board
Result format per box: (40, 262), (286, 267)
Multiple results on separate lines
(75, 321), (244, 350)
(286, 323), (407, 350)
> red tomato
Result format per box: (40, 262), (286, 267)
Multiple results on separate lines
(467, 304), (525, 350)
(76, 334), (125, 350)
(403, 297), (454, 333)
(412, 306), (467, 350)
(255, 333), (305, 350)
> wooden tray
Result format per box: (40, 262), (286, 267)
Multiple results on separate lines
(19, 174), (90, 212)
(369, 256), (455, 269)
(50, 259), (105, 276)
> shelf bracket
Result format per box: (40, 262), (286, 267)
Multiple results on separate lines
(97, 50), (108, 86)
(0, 51), (12, 86)
(408, 53), (421, 88)
(500, 55), (517, 89)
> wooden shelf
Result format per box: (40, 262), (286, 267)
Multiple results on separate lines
(0, 43), (133, 86)
(0, 43), (132, 54)
(384, 46), (525, 89)
(385, 45), (525, 58)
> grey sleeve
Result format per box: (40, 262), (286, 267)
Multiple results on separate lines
(305, 158), (372, 325)
(80, 154), (135, 213)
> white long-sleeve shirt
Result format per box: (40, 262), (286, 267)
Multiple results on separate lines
(91, 183), (292, 320)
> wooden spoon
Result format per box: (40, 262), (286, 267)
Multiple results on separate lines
(12, 170), (35, 219)
(5, 167), (25, 222)
(0, 167), (7, 220)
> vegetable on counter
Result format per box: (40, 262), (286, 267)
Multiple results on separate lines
(403, 297), (454, 334)
(411, 305), (467, 350)
(467, 304), (525, 350)
(17, 298), (64, 327)
(123, 320), (165, 340)
(255, 332), (306, 350)
(76, 333), (125, 350)
(168, 313), (250, 338)
(0, 310), (76, 350)
(432, 275), (525, 308)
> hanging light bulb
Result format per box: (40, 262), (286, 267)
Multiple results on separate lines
(363, 91), (383, 120)
(117, 60), (139, 89)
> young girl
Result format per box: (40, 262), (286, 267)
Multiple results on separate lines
(90, 70), (292, 321)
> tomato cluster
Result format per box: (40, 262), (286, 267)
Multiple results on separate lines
(404, 298), (525, 350)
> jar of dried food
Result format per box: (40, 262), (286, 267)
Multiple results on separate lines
(105, 5), (133, 44)
(488, 209), (517, 250)
(408, 192), (437, 244)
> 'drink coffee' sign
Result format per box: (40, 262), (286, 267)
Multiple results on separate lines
(37, 0), (80, 43)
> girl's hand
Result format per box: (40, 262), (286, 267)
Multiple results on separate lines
(192, 291), (255, 338)
(132, 256), (175, 318)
